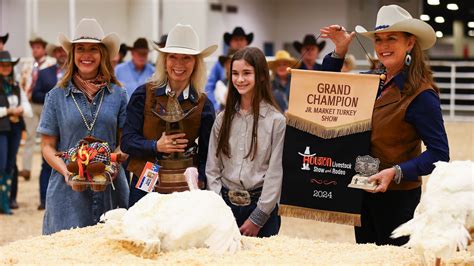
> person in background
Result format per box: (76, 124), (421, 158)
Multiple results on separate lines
(0, 50), (33, 214)
(154, 34), (168, 49)
(323, 5), (450, 246)
(213, 48), (237, 112)
(19, 36), (56, 181)
(341, 54), (356, 72)
(37, 18), (129, 234)
(293, 35), (326, 70)
(111, 43), (129, 69)
(115, 38), (155, 98)
(121, 24), (216, 207)
(205, 27), (253, 111)
(206, 47), (286, 237)
(267, 50), (299, 112)
(31, 43), (67, 210)
(0, 33), (9, 51)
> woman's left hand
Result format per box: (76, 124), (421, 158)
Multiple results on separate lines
(320, 25), (355, 57)
(240, 219), (260, 237)
(367, 167), (396, 193)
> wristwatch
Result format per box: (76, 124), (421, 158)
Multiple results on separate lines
(393, 165), (403, 184)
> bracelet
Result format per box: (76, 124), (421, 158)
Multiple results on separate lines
(393, 165), (403, 184)
(331, 51), (343, 59)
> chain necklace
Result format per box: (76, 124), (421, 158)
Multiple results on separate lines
(71, 88), (105, 133)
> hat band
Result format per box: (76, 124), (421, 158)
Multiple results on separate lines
(73, 36), (102, 42)
(0, 58), (13, 62)
(374, 25), (390, 31)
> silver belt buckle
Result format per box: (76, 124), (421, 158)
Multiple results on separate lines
(228, 190), (251, 206)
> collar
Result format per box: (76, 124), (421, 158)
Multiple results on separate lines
(65, 80), (113, 96)
(155, 83), (198, 103)
(234, 100), (271, 118)
(385, 70), (406, 91)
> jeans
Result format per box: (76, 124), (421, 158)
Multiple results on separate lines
(222, 189), (281, 238)
(129, 174), (148, 208)
(39, 157), (52, 206)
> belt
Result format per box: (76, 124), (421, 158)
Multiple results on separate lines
(221, 186), (262, 206)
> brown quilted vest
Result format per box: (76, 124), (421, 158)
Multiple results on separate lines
(127, 83), (207, 177)
(371, 81), (435, 190)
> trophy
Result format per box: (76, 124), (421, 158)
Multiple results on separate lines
(151, 90), (197, 193)
(348, 155), (379, 190)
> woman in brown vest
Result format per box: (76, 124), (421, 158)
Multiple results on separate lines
(324, 5), (450, 245)
(122, 24), (217, 207)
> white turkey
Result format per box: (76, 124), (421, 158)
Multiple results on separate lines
(391, 160), (474, 260)
(100, 168), (242, 254)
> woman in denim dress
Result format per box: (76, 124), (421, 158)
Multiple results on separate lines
(37, 18), (129, 234)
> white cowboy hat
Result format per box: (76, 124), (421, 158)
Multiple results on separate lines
(58, 18), (120, 57)
(355, 5), (436, 50)
(152, 24), (217, 57)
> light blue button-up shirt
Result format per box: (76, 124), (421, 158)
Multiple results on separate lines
(37, 81), (129, 235)
(115, 60), (155, 99)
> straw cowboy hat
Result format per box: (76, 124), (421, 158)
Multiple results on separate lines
(355, 5), (436, 50)
(0, 51), (20, 66)
(58, 18), (120, 57)
(293, 35), (326, 54)
(268, 50), (299, 69)
(152, 24), (217, 57)
(29, 36), (48, 47)
(223, 27), (254, 46)
(45, 43), (64, 57)
(0, 33), (8, 44)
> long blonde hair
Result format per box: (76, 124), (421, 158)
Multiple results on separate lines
(149, 52), (207, 98)
(58, 43), (122, 88)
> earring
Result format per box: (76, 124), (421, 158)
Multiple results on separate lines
(404, 51), (412, 66)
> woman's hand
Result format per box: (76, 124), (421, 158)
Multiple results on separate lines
(240, 219), (260, 237)
(367, 167), (396, 193)
(320, 25), (355, 57)
(156, 132), (188, 153)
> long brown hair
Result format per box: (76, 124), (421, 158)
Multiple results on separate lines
(216, 47), (279, 160)
(402, 33), (438, 95)
(58, 43), (122, 88)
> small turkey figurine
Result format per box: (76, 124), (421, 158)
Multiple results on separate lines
(56, 135), (122, 192)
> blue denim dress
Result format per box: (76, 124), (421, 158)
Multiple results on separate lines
(37, 81), (129, 235)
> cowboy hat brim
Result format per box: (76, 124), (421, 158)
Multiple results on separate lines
(293, 40), (326, 54)
(355, 18), (436, 50)
(152, 41), (218, 58)
(223, 32), (253, 46)
(0, 58), (20, 66)
(268, 58), (300, 70)
(0, 33), (8, 44)
(58, 32), (120, 57)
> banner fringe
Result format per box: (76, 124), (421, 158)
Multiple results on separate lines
(286, 113), (371, 139)
(279, 204), (361, 227)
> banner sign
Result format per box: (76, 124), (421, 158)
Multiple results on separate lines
(280, 70), (379, 226)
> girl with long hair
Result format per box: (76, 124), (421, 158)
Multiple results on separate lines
(206, 47), (286, 237)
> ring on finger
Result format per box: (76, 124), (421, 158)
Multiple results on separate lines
(172, 140), (177, 145)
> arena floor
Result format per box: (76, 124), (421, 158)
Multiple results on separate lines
(0, 121), (472, 247)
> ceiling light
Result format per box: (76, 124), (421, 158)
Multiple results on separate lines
(468, 22), (474, 28)
(420, 14), (430, 21)
(436, 31), (443, 38)
(427, 0), (440, 5)
(447, 3), (458, 10)
(469, 30), (474, 37)
(435, 16), (445, 23)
